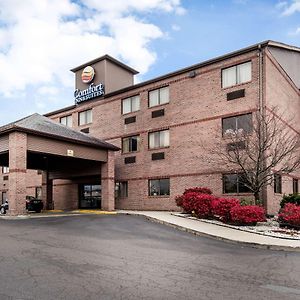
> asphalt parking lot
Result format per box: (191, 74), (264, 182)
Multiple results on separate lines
(0, 214), (300, 300)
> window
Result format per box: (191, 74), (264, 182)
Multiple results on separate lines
(223, 173), (251, 193)
(122, 136), (139, 153)
(122, 95), (140, 114)
(293, 179), (299, 194)
(79, 109), (92, 126)
(115, 182), (128, 198)
(2, 167), (9, 174)
(60, 115), (72, 127)
(222, 61), (252, 88)
(149, 130), (169, 149)
(149, 179), (170, 196)
(222, 113), (252, 136)
(149, 86), (169, 107)
(35, 187), (42, 200)
(1, 192), (7, 204)
(274, 174), (282, 194)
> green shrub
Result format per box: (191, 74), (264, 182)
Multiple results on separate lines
(280, 194), (300, 208)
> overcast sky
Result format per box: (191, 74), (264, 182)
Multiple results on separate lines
(0, 0), (300, 125)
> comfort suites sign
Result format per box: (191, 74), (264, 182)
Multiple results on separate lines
(74, 66), (105, 104)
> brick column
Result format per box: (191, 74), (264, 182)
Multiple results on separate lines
(42, 172), (53, 210)
(101, 151), (115, 211)
(8, 132), (27, 216)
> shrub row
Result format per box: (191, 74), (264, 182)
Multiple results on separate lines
(278, 203), (300, 227)
(175, 187), (266, 225)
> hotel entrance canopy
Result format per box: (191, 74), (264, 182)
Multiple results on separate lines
(0, 114), (119, 215)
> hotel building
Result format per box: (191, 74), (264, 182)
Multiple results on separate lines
(1, 40), (300, 215)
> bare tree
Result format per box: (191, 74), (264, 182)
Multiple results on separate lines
(211, 108), (300, 203)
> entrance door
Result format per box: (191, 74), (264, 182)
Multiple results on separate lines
(79, 184), (101, 209)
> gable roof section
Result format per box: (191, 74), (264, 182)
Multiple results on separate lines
(0, 113), (119, 151)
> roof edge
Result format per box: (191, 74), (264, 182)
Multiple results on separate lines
(0, 126), (120, 151)
(70, 54), (139, 74)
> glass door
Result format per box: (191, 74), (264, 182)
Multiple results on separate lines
(79, 184), (101, 209)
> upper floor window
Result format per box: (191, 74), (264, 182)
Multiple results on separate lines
(122, 95), (140, 114)
(149, 129), (169, 149)
(2, 167), (9, 174)
(222, 113), (252, 136)
(223, 173), (251, 194)
(222, 61), (251, 88)
(149, 86), (169, 108)
(60, 115), (72, 127)
(274, 173), (282, 194)
(79, 109), (92, 126)
(122, 135), (139, 153)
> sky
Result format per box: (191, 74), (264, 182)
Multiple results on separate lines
(0, 0), (300, 126)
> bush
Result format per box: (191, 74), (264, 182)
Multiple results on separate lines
(193, 194), (216, 218)
(230, 205), (266, 225)
(280, 194), (300, 208)
(183, 187), (212, 195)
(181, 192), (201, 213)
(278, 203), (300, 227)
(211, 198), (240, 222)
(175, 195), (184, 208)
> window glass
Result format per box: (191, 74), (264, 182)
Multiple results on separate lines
(237, 114), (252, 134)
(293, 179), (298, 194)
(149, 89), (159, 107)
(149, 179), (170, 196)
(60, 115), (72, 127)
(35, 187), (42, 199)
(274, 174), (282, 194)
(115, 182), (128, 198)
(160, 87), (169, 105)
(222, 114), (252, 135)
(2, 167), (9, 174)
(122, 136), (139, 153)
(223, 174), (238, 193)
(122, 98), (131, 114)
(79, 110), (92, 125)
(222, 66), (236, 88)
(131, 96), (140, 112)
(1, 192), (7, 204)
(149, 130), (169, 149)
(222, 61), (252, 88)
(237, 62), (251, 84)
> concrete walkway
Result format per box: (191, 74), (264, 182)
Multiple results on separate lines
(117, 210), (300, 251)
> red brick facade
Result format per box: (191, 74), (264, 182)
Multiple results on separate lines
(1, 42), (300, 214)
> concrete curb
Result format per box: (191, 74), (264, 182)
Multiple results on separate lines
(119, 212), (300, 252)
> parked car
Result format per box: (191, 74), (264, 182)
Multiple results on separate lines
(0, 201), (8, 214)
(0, 197), (43, 215)
(26, 196), (43, 213)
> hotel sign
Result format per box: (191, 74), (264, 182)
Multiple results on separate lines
(74, 66), (105, 104)
(74, 83), (105, 104)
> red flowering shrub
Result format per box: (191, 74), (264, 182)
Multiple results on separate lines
(230, 205), (266, 225)
(181, 192), (201, 213)
(211, 198), (240, 222)
(183, 187), (212, 195)
(278, 203), (300, 227)
(192, 194), (216, 218)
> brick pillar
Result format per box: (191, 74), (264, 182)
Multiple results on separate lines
(8, 132), (27, 216)
(42, 172), (53, 210)
(101, 151), (115, 211)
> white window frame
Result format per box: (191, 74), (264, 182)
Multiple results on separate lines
(60, 115), (72, 127)
(148, 129), (170, 149)
(149, 86), (169, 108)
(222, 61), (252, 88)
(122, 95), (140, 115)
(79, 109), (92, 126)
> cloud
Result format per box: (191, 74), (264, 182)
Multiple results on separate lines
(279, 0), (300, 16)
(0, 0), (184, 102)
(289, 27), (300, 35)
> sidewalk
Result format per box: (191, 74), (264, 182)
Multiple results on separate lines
(117, 210), (300, 251)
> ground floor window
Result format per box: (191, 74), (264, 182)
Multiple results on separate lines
(274, 174), (282, 194)
(79, 184), (101, 208)
(1, 191), (7, 204)
(223, 173), (251, 193)
(35, 187), (42, 199)
(293, 178), (298, 194)
(149, 179), (170, 196)
(115, 181), (128, 198)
